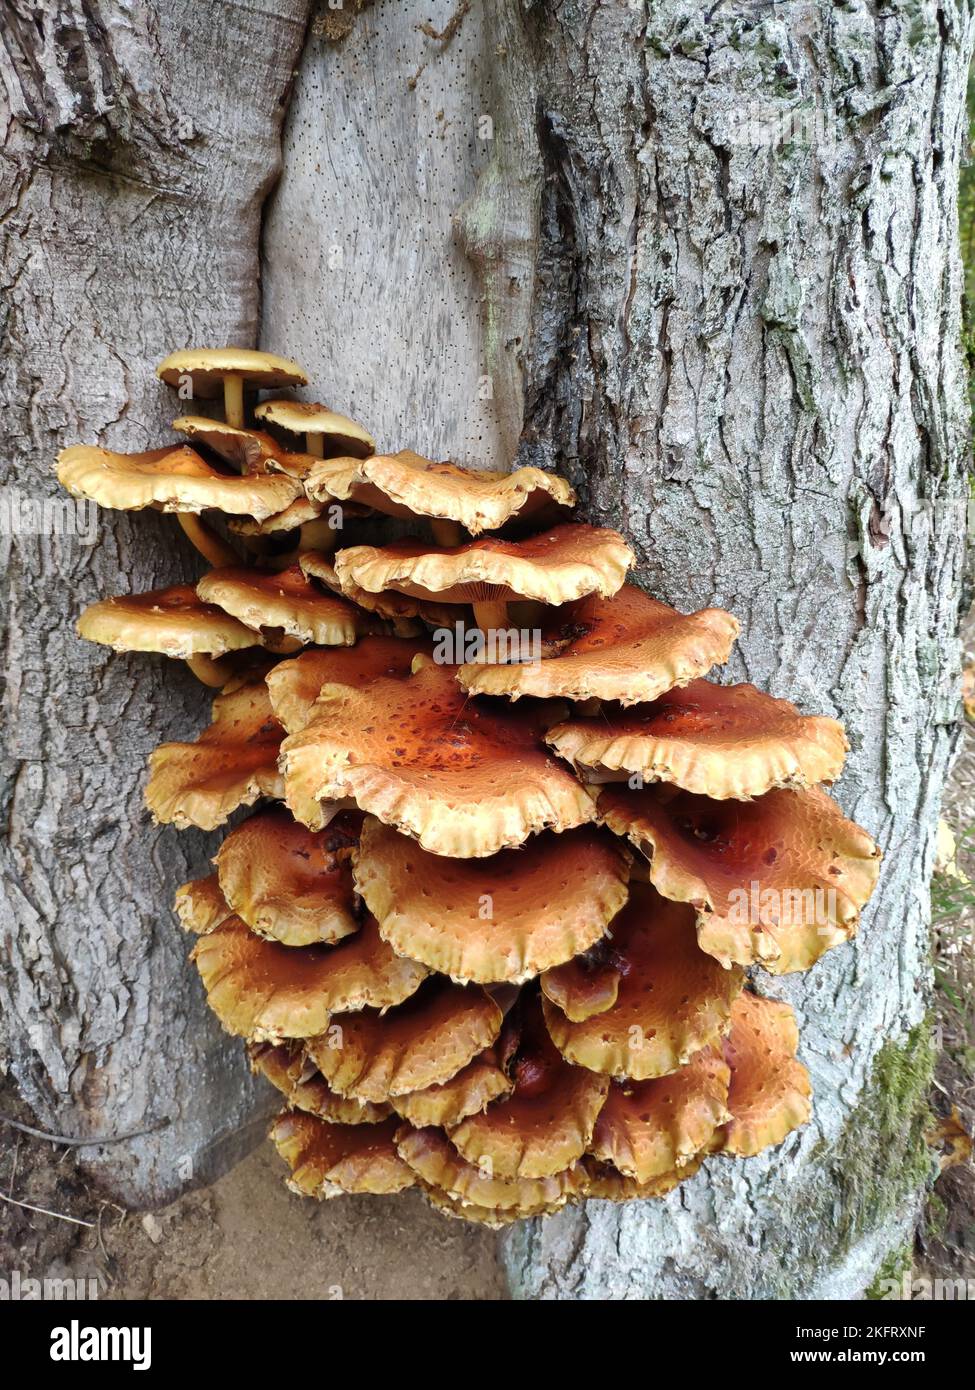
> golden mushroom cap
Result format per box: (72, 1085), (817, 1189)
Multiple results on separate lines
(540, 944), (623, 1022)
(197, 563), (380, 648)
(172, 416), (317, 478)
(300, 551), (459, 628)
(582, 1153), (708, 1201)
(394, 1123), (588, 1213)
(547, 678), (848, 798)
(597, 783), (881, 974)
(215, 807), (362, 947)
(254, 399), (375, 457)
(173, 873), (235, 935)
(307, 449), (575, 534)
(460, 584), (739, 704)
(146, 676), (284, 830)
(333, 523), (632, 607)
(265, 635), (430, 735)
(248, 1043), (391, 1124)
(390, 1049), (513, 1128)
(156, 347), (307, 396)
(270, 1111), (414, 1197)
(541, 884), (744, 1080)
(353, 818), (630, 984)
(718, 992), (811, 1157)
(77, 584), (258, 659)
(192, 913), (427, 1042)
(590, 1044), (731, 1184)
(279, 658), (596, 852)
(304, 978), (503, 1103)
(446, 992), (609, 1180)
(57, 444), (301, 519)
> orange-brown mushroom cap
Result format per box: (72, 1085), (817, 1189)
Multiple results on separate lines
(718, 992), (811, 1157)
(597, 783), (881, 973)
(590, 1044), (731, 1183)
(459, 585), (739, 703)
(539, 939), (625, 1021)
(306, 449), (575, 534)
(304, 979), (503, 1103)
(546, 679), (848, 798)
(191, 913), (427, 1042)
(172, 416), (318, 478)
(215, 807), (362, 947)
(446, 993), (610, 1179)
(196, 564), (381, 648)
(541, 885), (744, 1079)
(300, 551), (459, 629)
(173, 873), (235, 935)
(394, 1123), (588, 1213)
(146, 677), (284, 830)
(265, 635), (430, 734)
(390, 1049), (513, 1128)
(280, 658), (595, 853)
(77, 584), (258, 659)
(270, 1111), (414, 1197)
(57, 444), (301, 519)
(333, 523), (633, 607)
(249, 1043), (391, 1124)
(353, 819), (631, 983)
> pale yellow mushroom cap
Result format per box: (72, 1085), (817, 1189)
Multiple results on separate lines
(156, 347), (307, 396)
(254, 399), (375, 455)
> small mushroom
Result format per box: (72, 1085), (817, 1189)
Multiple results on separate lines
(353, 819), (631, 983)
(596, 782), (881, 973)
(541, 884), (744, 1079)
(254, 398), (375, 459)
(590, 1044), (731, 1184)
(390, 1049), (513, 1128)
(196, 563), (383, 648)
(307, 449), (575, 540)
(146, 675), (285, 827)
(717, 992), (812, 1157)
(547, 678), (848, 797)
(249, 1043), (391, 1124)
(173, 873), (235, 935)
(460, 583), (740, 703)
(172, 416), (316, 477)
(156, 347), (307, 429)
(270, 1111), (414, 1197)
(539, 938), (625, 1022)
(279, 657), (596, 853)
(77, 583), (260, 687)
(300, 550), (458, 631)
(582, 1153), (708, 1202)
(215, 807), (363, 947)
(394, 1123), (588, 1216)
(446, 991), (609, 1180)
(191, 913), (428, 1041)
(333, 522), (633, 635)
(303, 978), (503, 1103)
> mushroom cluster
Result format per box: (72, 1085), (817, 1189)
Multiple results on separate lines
(59, 347), (881, 1227)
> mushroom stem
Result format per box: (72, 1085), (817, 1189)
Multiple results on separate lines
(298, 518), (338, 554)
(223, 374), (245, 428)
(473, 600), (510, 633)
(305, 433), (325, 458)
(575, 698), (603, 717)
(176, 513), (238, 568)
(185, 654), (232, 687)
(431, 519), (464, 547)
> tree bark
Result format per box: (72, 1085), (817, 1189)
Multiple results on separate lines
(263, 0), (973, 1298)
(0, 0), (311, 1206)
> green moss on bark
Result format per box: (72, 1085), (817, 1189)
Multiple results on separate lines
(865, 1246), (914, 1300)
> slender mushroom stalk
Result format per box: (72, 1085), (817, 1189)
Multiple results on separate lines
(298, 517), (338, 553)
(430, 519), (464, 547)
(176, 514), (239, 568)
(185, 653), (234, 687)
(473, 599), (511, 632)
(304, 432), (325, 458)
(223, 373), (246, 428)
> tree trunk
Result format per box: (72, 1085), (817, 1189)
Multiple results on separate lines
(3, 0), (968, 1294)
(0, 0), (311, 1206)
(263, 0), (973, 1298)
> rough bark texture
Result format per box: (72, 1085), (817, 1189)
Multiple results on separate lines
(0, 0), (311, 1206)
(500, 0), (974, 1298)
(263, 0), (973, 1298)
